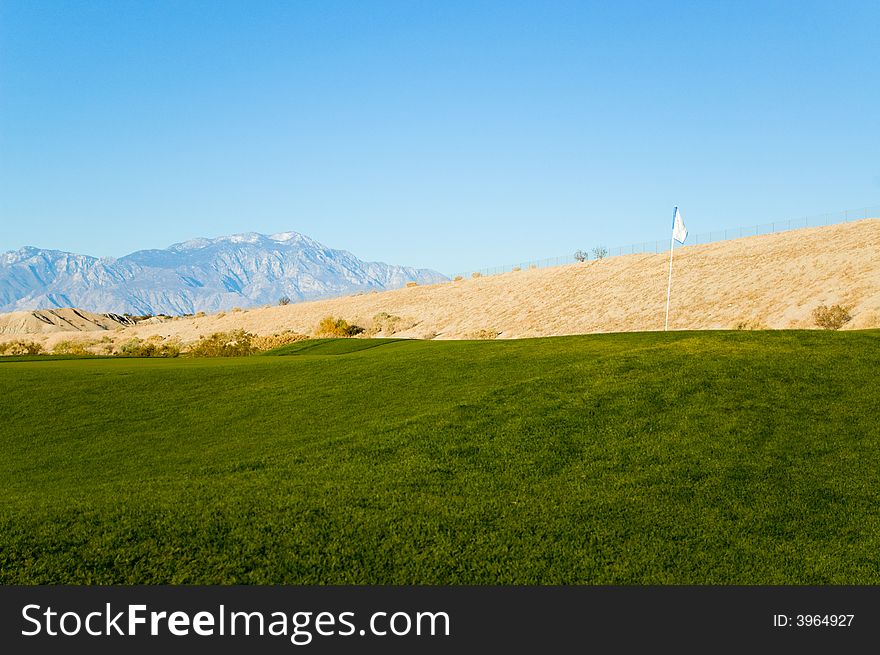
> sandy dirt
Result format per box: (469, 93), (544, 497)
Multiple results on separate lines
(2, 218), (878, 352)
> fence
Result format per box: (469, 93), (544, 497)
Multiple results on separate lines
(451, 205), (879, 280)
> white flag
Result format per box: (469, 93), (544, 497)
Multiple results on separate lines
(672, 206), (687, 244)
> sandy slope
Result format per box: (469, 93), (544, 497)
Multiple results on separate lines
(2, 219), (878, 350)
(0, 308), (130, 335)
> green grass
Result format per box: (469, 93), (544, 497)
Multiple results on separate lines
(1, 330), (878, 584)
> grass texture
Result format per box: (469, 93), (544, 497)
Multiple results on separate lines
(1, 330), (878, 584)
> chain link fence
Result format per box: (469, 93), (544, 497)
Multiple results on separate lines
(451, 205), (879, 280)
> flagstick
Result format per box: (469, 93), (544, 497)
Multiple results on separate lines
(664, 232), (675, 331)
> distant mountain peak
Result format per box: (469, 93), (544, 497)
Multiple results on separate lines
(0, 230), (446, 315)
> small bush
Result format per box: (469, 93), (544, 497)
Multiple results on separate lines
(368, 312), (415, 337)
(453, 276), (463, 282)
(52, 340), (94, 356)
(117, 337), (180, 357)
(472, 272), (482, 279)
(187, 330), (258, 357)
(734, 319), (766, 331)
(252, 331), (309, 351)
(592, 246), (609, 260)
(512, 267), (521, 272)
(574, 250), (587, 262)
(315, 316), (364, 338)
(195, 311), (206, 318)
(278, 296), (291, 306)
(405, 282), (418, 288)
(1, 340), (44, 356)
(466, 329), (499, 340)
(812, 304), (852, 330)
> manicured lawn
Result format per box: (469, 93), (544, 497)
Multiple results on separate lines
(1, 330), (878, 584)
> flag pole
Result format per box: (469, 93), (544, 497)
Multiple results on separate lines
(664, 226), (675, 331)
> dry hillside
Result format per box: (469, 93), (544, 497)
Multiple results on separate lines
(2, 218), (878, 352)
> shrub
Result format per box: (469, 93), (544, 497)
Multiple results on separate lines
(574, 250), (587, 262)
(453, 276), (463, 282)
(512, 267), (521, 272)
(812, 304), (852, 330)
(592, 246), (609, 259)
(368, 312), (415, 336)
(734, 319), (766, 331)
(187, 330), (258, 357)
(1, 340), (44, 356)
(315, 316), (364, 338)
(405, 282), (418, 288)
(278, 296), (291, 306)
(252, 331), (309, 351)
(472, 272), (482, 279)
(52, 340), (93, 356)
(117, 337), (180, 357)
(466, 329), (499, 340)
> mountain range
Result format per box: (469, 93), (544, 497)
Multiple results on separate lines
(0, 231), (447, 315)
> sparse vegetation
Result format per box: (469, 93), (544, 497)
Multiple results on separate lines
(574, 250), (587, 262)
(186, 330), (258, 357)
(51, 340), (94, 356)
(251, 331), (309, 351)
(472, 272), (482, 278)
(453, 276), (463, 282)
(592, 245), (609, 259)
(315, 316), (364, 338)
(0, 340), (44, 356)
(117, 337), (181, 358)
(734, 319), (766, 331)
(811, 304), (852, 330)
(466, 329), (499, 340)
(367, 312), (415, 337)
(278, 296), (291, 306)
(405, 282), (418, 288)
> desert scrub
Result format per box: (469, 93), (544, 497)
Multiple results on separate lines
(367, 313), (415, 337)
(117, 337), (181, 358)
(812, 304), (852, 330)
(52, 340), (96, 356)
(315, 316), (364, 338)
(0, 340), (44, 356)
(734, 319), (766, 330)
(252, 331), (309, 351)
(186, 330), (258, 357)
(466, 329), (499, 340)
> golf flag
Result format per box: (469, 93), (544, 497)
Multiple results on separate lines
(672, 206), (687, 244)
(665, 206), (687, 330)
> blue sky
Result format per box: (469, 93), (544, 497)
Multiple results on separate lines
(1, 1), (877, 274)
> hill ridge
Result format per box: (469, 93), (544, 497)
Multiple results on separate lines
(0, 218), (877, 348)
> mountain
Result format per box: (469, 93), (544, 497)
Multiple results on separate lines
(0, 232), (447, 315)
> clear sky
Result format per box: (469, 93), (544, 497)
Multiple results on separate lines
(1, 1), (877, 274)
